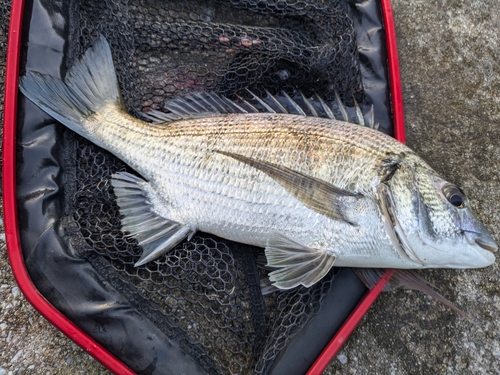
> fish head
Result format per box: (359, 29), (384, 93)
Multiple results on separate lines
(383, 159), (497, 268)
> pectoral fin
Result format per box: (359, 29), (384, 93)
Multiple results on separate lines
(353, 268), (470, 320)
(217, 151), (361, 223)
(111, 172), (195, 266)
(265, 234), (336, 290)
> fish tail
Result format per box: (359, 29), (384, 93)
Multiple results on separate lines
(19, 35), (122, 136)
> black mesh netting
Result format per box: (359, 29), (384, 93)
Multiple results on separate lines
(17, 0), (387, 373)
(68, 0), (363, 115)
(67, 133), (339, 374)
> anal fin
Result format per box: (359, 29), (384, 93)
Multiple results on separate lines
(265, 234), (336, 290)
(111, 172), (195, 266)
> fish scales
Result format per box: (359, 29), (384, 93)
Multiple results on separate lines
(19, 36), (496, 290)
(97, 107), (409, 188)
(90, 108), (423, 261)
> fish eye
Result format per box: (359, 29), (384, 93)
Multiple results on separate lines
(442, 184), (465, 208)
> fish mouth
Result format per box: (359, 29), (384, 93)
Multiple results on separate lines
(475, 237), (498, 253)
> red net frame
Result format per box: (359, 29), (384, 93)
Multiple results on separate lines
(3, 1), (404, 373)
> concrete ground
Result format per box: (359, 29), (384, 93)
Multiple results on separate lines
(1, 0), (499, 374)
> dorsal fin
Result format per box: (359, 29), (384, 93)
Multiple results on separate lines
(282, 91), (306, 116)
(315, 93), (335, 119)
(352, 96), (365, 126)
(246, 89), (276, 113)
(265, 89), (288, 114)
(300, 91), (318, 117)
(142, 90), (376, 128)
(334, 91), (349, 122)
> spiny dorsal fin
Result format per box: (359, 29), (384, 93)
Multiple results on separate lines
(335, 91), (349, 122)
(143, 90), (377, 128)
(246, 89), (276, 113)
(314, 93), (335, 119)
(217, 150), (361, 224)
(352, 96), (365, 126)
(300, 90), (318, 117)
(265, 89), (288, 114)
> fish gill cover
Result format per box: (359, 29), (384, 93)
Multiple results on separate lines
(17, 0), (389, 373)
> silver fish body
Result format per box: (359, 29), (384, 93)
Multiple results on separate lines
(19, 36), (497, 290)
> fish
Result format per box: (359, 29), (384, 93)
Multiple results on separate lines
(19, 35), (497, 291)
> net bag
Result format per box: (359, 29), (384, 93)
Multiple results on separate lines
(14, 0), (394, 373)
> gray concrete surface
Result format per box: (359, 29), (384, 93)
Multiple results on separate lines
(1, 0), (499, 374)
(0, 1), (107, 373)
(326, 1), (500, 373)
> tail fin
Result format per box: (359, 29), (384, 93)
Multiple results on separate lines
(19, 35), (122, 135)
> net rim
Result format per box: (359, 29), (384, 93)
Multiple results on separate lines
(3, 0), (405, 373)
